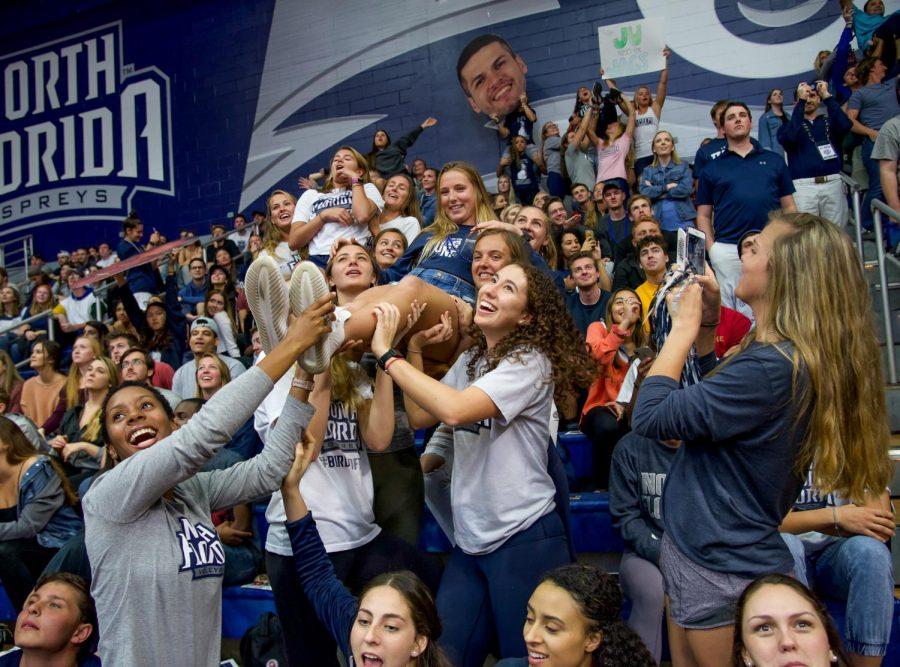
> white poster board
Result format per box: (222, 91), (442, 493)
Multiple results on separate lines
(598, 18), (666, 79)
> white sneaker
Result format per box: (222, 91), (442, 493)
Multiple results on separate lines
(245, 254), (289, 355)
(289, 261), (346, 374)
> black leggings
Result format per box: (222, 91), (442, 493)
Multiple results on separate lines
(0, 538), (56, 612)
(581, 406), (630, 489)
(267, 530), (442, 666)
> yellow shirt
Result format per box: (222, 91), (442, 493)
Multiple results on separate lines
(635, 280), (661, 335)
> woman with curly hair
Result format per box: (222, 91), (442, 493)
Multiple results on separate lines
(366, 262), (594, 666)
(496, 564), (656, 666)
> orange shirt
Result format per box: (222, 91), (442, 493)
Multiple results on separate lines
(581, 321), (632, 419)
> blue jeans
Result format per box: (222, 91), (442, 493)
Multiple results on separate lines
(783, 533), (893, 656)
(407, 267), (476, 305)
(223, 541), (262, 586)
(436, 511), (570, 667)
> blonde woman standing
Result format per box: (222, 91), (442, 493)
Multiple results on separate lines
(632, 212), (892, 667)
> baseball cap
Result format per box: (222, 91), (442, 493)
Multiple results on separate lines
(190, 317), (220, 339)
(602, 181), (624, 194)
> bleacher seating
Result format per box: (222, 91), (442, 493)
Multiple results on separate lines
(6, 430), (895, 658)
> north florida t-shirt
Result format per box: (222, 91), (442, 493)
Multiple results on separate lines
(266, 371), (380, 554)
(292, 184), (385, 255)
(443, 349), (557, 555)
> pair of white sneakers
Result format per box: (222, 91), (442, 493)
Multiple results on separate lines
(244, 255), (346, 374)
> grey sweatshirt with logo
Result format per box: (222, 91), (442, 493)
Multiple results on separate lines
(83, 367), (311, 667)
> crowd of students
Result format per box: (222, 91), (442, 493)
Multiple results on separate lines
(0, 10), (899, 667)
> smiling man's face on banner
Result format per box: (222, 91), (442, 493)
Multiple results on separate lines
(457, 35), (528, 118)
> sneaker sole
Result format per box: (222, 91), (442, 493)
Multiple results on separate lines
(289, 261), (332, 374)
(244, 254), (289, 355)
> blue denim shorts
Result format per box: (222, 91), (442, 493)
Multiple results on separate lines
(408, 268), (476, 305)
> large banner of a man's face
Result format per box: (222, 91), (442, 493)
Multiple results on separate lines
(456, 35), (528, 121)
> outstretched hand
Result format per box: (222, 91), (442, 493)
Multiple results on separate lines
(393, 300), (427, 346)
(420, 117), (438, 129)
(409, 310), (454, 351)
(283, 294), (335, 355)
(371, 303), (402, 358)
(666, 281), (702, 336)
(282, 432), (319, 495)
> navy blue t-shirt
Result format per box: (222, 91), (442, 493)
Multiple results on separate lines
(691, 137), (727, 178)
(696, 145), (795, 244)
(632, 341), (808, 578)
(565, 289), (610, 335)
(0, 649), (101, 665)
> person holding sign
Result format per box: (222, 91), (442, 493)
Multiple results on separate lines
(632, 48), (671, 181)
(777, 81), (852, 227)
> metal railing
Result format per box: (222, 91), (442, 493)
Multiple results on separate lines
(0, 234), (33, 282)
(841, 173), (865, 270)
(0, 229), (237, 369)
(872, 199), (899, 384)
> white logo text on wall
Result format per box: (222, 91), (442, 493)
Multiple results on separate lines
(0, 22), (174, 237)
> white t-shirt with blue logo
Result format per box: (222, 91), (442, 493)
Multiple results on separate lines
(442, 348), (557, 555)
(265, 367), (380, 555)
(292, 184), (385, 256)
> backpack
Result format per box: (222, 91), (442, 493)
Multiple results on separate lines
(239, 612), (287, 667)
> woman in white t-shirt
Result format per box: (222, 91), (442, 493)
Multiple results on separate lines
(369, 262), (594, 667)
(376, 172), (422, 245)
(631, 47), (671, 182)
(263, 240), (439, 666)
(289, 146), (384, 268)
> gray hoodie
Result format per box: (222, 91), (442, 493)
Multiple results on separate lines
(83, 367), (311, 667)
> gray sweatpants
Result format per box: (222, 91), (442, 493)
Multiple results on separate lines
(619, 551), (665, 662)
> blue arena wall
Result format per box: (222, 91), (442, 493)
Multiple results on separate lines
(1, 0), (894, 255)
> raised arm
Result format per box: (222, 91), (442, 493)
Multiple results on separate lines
(282, 444), (357, 658)
(358, 368), (395, 452)
(84, 297), (334, 523)
(621, 97), (636, 138)
(653, 48), (670, 115)
(203, 370), (315, 511)
(572, 107), (594, 149)
(371, 305), (500, 429)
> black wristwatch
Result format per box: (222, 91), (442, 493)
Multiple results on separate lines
(376, 348), (403, 371)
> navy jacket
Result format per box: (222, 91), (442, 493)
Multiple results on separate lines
(777, 98), (852, 180)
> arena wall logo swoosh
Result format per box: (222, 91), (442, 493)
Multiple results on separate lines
(239, 0), (559, 210)
(634, 0), (844, 79)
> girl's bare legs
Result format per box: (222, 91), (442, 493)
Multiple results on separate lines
(341, 276), (465, 362)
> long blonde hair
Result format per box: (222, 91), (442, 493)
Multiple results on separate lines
(330, 354), (371, 414)
(419, 162), (495, 263)
(194, 352), (232, 399)
(263, 189), (296, 254)
(81, 356), (119, 443)
(765, 212), (891, 502)
(66, 336), (103, 409)
(322, 146), (369, 192)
